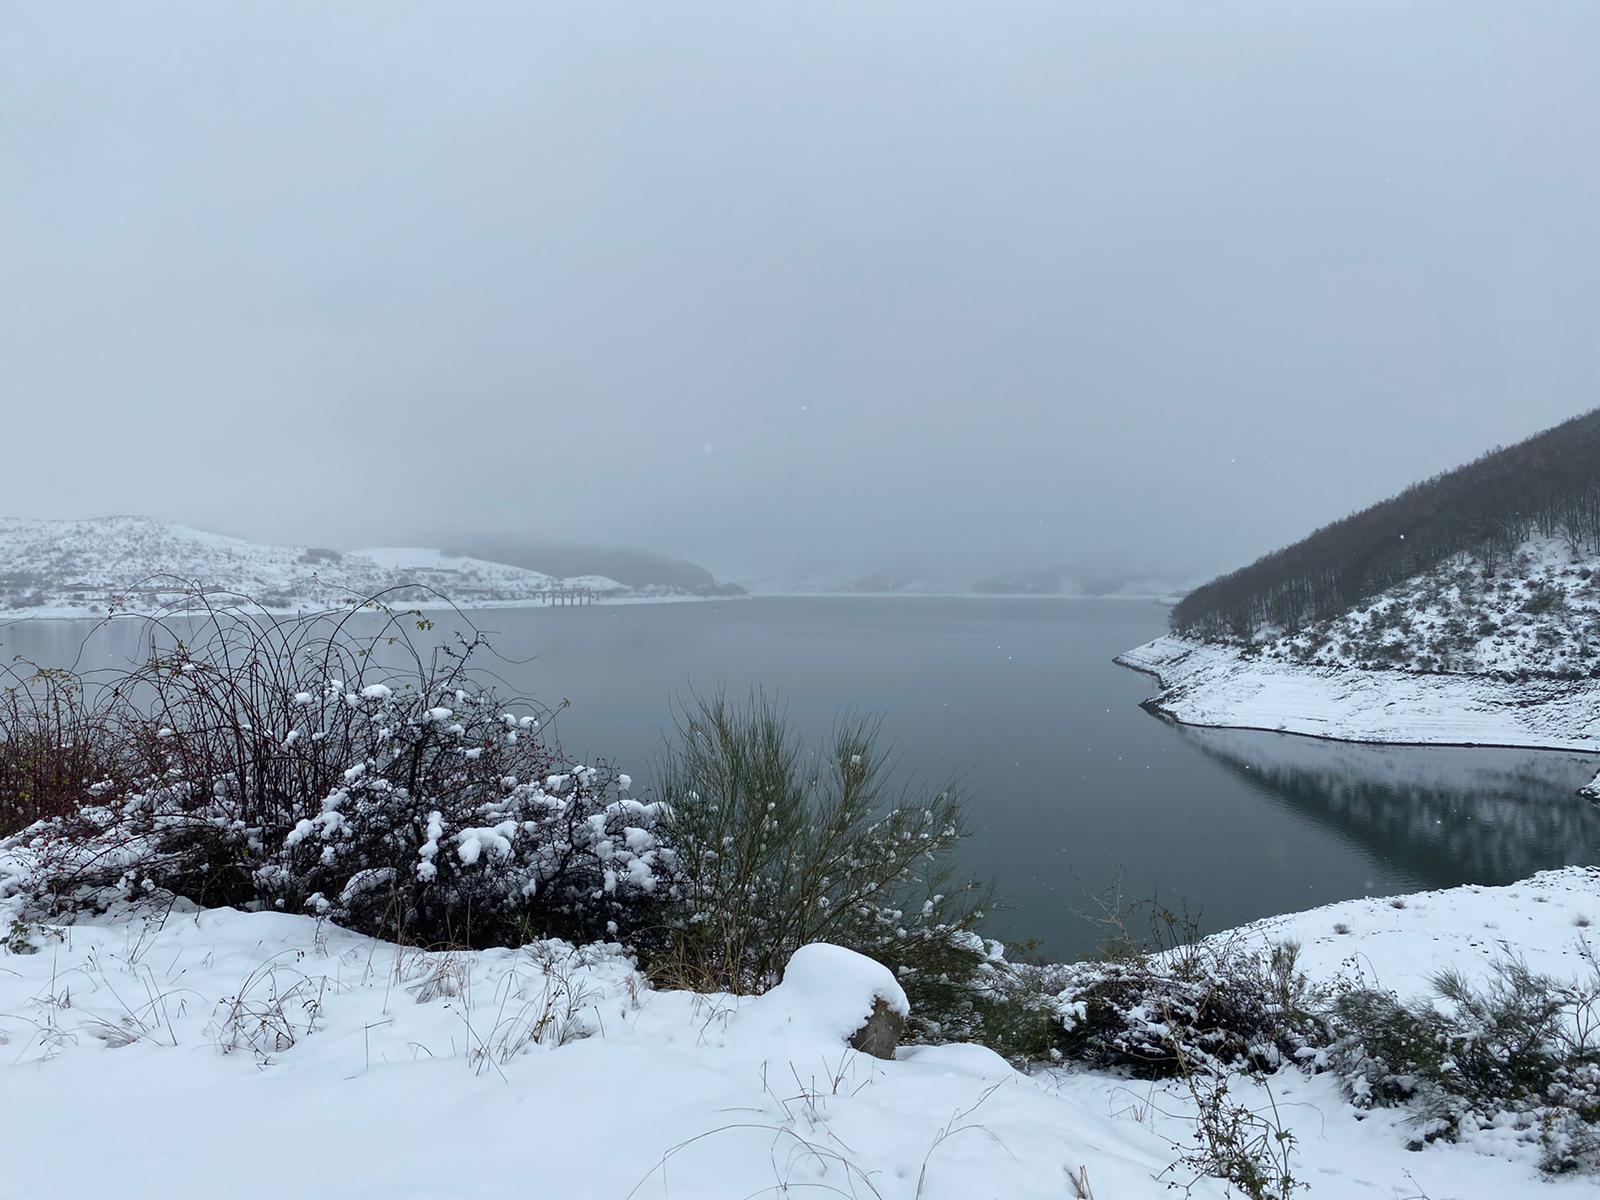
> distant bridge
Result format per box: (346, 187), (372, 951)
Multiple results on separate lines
(537, 585), (596, 606)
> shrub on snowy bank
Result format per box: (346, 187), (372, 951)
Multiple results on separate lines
(1331, 955), (1600, 1173)
(649, 693), (1005, 1043)
(1039, 900), (1600, 1178)
(4, 594), (671, 948)
(1043, 904), (1334, 1079)
(0, 665), (117, 834)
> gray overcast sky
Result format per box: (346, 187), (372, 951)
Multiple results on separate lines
(2, 2), (1597, 583)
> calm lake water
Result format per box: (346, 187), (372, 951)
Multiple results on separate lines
(6, 597), (1599, 959)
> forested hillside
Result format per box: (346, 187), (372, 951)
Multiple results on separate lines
(1172, 408), (1600, 640)
(447, 537), (745, 596)
(1240, 538), (1600, 678)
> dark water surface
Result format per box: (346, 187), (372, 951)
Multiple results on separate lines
(7, 597), (1598, 959)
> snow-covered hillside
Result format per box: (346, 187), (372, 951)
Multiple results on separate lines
(1244, 538), (1600, 679)
(1, 852), (1594, 1198)
(0, 517), (657, 616)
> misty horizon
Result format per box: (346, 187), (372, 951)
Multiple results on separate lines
(4, 3), (1597, 586)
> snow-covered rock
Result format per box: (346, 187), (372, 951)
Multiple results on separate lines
(733, 943), (909, 1058)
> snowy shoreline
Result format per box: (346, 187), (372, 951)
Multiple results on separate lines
(1118, 635), (1600, 756)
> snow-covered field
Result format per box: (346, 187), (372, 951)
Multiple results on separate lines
(1121, 635), (1600, 753)
(0, 516), (720, 618)
(2, 855), (1596, 1199)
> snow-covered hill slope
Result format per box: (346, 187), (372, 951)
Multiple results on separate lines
(0, 517), (652, 616)
(1244, 538), (1600, 679)
(1, 856), (1593, 1198)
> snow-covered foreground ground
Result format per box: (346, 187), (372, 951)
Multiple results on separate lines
(1121, 635), (1600, 754)
(3, 865), (1597, 1199)
(0, 904), (1179, 1200)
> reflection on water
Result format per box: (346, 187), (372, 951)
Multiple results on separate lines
(1176, 725), (1600, 888)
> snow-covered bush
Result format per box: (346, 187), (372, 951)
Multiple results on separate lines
(7, 593), (673, 947)
(1331, 954), (1600, 1173)
(1050, 909), (1333, 1079)
(1170, 1073), (1305, 1200)
(0, 664), (116, 836)
(649, 693), (994, 1039)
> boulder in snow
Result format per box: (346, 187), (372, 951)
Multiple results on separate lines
(735, 943), (909, 1059)
(848, 995), (905, 1059)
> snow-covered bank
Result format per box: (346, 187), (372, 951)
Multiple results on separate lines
(1061, 867), (1600, 1196)
(1120, 635), (1600, 753)
(3, 861), (1598, 1198)
(0, 897), (1188, 1199)
(1225, 865), (1600, 998)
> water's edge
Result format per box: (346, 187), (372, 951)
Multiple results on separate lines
(1116, 639), (1600, 771)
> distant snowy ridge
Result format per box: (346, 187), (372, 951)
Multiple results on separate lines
(0, 516), (696, 617)
(1119, 635), (1600, 753)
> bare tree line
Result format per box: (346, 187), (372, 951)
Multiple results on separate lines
(1172, 407), (1600, 639)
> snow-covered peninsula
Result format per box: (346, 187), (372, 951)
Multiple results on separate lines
(1130, 403), (1600, 775)
(0, 516), (711, 617)
(1119, 634), (1600, 753)
(1124, 526), (1600, 795)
